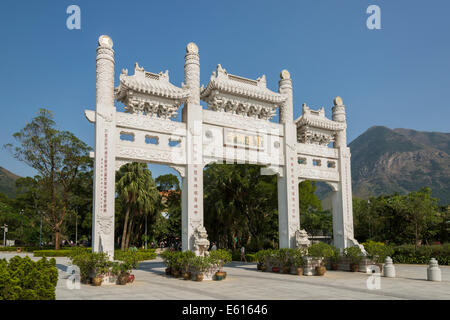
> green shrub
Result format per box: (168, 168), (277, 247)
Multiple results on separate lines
(344, 246), (364, 264)
(391, 244), (449, 265)
(33, 250), (76, 257)
(362, 240), (393, 263)
(0, 256), (58, 300)
(307, 243), (335, 259)
(245, 253), (257, 262)
(114, 249), (156, 262)
(209, 249), (232, 270)
(69, 251), (111, 282)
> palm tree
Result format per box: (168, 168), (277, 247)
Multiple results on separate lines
(116, 163), (159, 250)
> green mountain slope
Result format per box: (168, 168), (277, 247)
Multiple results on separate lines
(348, 126), (450, 204)
(0, 166), (20, 198)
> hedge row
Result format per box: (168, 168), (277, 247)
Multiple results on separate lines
(0, 246), (90, 252)
(114, 249), (156, 262)
(231, 251), (257, 262)
(33, 248), (91, 257)
(391, 244), (449, 265)
(231, 244), (449, 265)
(33, 248), (156, 261)
(0, 256), (58, 300)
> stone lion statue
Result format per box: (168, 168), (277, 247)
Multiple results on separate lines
(193, 226), (210, 257)
(295, 229), (311, 249)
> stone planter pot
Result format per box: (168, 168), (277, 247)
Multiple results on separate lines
(296, 267), (304, 276)
(315, 266), (326, 276)
(282, 266), (291, 274)
(272, 267), (280, 273)
(81, 276), (91, 284)
(118, 274), (128, 285)
(196, 273), (204, 282)
(92, 276), (102, 286)
(173, 270), (181, 278)
(350, 263), (359, 272)
(215, 271), (226, 281)
(183, 272), (191, 280)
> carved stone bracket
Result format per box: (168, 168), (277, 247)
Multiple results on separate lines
(169, 165), (186, 178)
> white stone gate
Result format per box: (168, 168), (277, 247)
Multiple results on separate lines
(85, 35), (363, 259)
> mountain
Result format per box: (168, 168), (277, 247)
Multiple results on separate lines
(0, 166), (20, 198)
(348, 126), (450, 205)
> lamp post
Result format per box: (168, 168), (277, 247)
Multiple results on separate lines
(75, 213), (78, 245)
(2, 224), (7, 247)
(39, 212), (43, 247)
(145, 214), (148, 250)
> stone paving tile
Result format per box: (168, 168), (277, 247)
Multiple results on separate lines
(1, 253), (449, 300)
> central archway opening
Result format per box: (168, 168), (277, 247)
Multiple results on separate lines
(298, 180), (333, 244)
(203, 163), (279, 254)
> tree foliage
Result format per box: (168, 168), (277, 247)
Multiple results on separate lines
(4, 109), (91, 249)
(116, 163), (160, 250)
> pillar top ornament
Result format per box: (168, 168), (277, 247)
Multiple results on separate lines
(98, 35), (113, 48)
(186, 42), (199, 54)
(280, 69), (291, 80)
(333, 96), (343, 106)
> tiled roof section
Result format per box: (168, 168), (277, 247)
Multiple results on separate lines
(116, 63), (190, 100)
(295, 104), (345, 131)
(201, 64), (286, 104)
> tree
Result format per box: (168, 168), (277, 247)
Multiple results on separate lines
(298, 181), (331, 237)
(204, 164), (278, 251)
(116, 163), (159, 250)
(156, 174), (180, 191)
(5, 109), (91, 249)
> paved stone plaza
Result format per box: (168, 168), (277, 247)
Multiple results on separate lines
(1, 253), (449, 300)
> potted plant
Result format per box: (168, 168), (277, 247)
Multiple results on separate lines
(362, 241), (393, 273)
(330, 245), (340, 270)
(344, 246), (363, 272)
(91, 253), (111, 286)
(112, 261), (131, 285)
(263, 249), (275, 272)
(292, 249), (305, 276)
(210, 249), (231, 280)
(271, 251), (280, 273)
(181, 251), (195, 280)
(192, 256), (209, 281)
(161, 251), (174, 275)
(255, 250), (265, 271)
(307, 242), (334, 276)
(277, 249), (292, 274)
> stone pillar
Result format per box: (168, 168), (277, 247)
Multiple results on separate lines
(383, 256), (396, 277)
(427, 258), (442, 281)
(331, 96), (354, 251)
(92, 35), (116, 260)
(277, 70), (300, 248)
(181, 42), (204, 252)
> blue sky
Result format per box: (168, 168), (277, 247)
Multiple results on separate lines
(1, 0), (449, 179)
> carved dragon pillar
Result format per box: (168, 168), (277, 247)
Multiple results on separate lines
(277, 70), (300, 248)
(331, 97), (361, 251)
(92, 35), (116, 260)
(181, 42), (205, 252)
